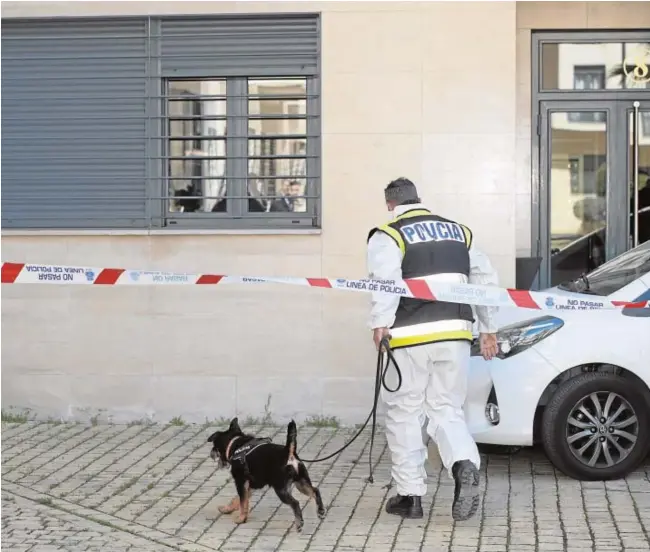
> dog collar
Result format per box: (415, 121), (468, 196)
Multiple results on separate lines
(225, 436), (242, 462)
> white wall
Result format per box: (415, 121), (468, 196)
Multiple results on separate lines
(1, 1), (517, 424)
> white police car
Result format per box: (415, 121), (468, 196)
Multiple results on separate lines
(466, 240), (650, 480)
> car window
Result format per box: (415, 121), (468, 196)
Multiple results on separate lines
(560, 241), (650, 296)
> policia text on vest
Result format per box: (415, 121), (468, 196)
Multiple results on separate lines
(368, 209), (475, 350)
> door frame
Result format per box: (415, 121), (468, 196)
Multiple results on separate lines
(538, 101), (630, 288)
(531, 30), (650, 289)
(623, 100), (650, 250)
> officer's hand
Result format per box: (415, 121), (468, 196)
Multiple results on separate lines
(479, 333), (498, 360)
(373, 328), (390, 350)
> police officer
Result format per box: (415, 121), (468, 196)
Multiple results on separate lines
(367, 178), (499, 522)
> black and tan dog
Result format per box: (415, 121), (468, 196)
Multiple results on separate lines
(207, 418), (326, 531)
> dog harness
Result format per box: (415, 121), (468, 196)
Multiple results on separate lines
(229, 437), (272, 466)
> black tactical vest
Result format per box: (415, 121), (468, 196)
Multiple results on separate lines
(368, 208), (475, 348)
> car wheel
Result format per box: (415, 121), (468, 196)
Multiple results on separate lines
(541, 371), (650, 481)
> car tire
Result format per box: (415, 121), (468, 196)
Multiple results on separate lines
(541, 371), (650, 481)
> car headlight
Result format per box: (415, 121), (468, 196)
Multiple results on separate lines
(471, 315), (564, 359)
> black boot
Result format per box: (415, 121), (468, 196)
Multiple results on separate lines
(385, 495), (423, 519)
(451, 460), (480, 521)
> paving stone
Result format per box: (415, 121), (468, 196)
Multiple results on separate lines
(1, 423), (649, 551)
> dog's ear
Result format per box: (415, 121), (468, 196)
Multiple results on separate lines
(229, 417), (241, 433)
(207, 430), (219, 443)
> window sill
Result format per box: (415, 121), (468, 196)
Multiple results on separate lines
(2, 228), (322, 237)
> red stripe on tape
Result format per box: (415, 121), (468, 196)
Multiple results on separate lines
(508, 289), (540, 309)
(93, 268), (124, 285)
(406, 280), (436, 301)
(307, 278), (332, 288)
(1, 262), (25, 283)
(196, 274), (223, 285)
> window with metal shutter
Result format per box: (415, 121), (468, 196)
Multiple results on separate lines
(1, 14), (321, 230)
(159, 15), (319, 77)
(1, 18), (150, 229)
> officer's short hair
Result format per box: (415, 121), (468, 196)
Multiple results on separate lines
(384, 178), (420, 205)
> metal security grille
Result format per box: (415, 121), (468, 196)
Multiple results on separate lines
(1, 14), (320, 230)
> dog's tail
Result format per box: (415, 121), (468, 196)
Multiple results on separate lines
(286, 420), (297, 459)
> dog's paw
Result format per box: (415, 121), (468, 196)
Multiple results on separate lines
(234, 514), (248, 525)
(294, 518), (304, 533)
(317, 508), (326, 519)
(218, 497), (240, 514)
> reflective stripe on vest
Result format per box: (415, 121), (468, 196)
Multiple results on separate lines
(389, 319), (473, 349)
(387, 273), (473, 348)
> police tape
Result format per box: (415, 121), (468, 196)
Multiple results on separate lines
(1, 261), (648, 312)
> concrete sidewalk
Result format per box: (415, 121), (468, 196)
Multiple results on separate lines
(1, 421), (649, 552)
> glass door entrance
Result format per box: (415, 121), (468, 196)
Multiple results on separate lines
(540, 100), (650, 288)
(628, 102), (650, 250)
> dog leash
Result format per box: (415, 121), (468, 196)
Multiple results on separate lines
(299, 337), (402, 484)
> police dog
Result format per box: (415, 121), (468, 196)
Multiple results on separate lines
(207, 418), (326, 531)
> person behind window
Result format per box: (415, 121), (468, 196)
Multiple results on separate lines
(211, 179), (266, 213)
(287, 180), (304, 212)
(211, 180), (227, 213)
(269, 180), (302, 212)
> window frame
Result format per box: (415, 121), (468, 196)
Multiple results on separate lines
(568, 154), (607, 195)
(572, 64), (606, 91)
(162, 75), (321, 231)
(566, 65), (607, 124)
(0, 13), (321, 232)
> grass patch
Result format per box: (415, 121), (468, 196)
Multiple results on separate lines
(168, 416), (186, 426)
(88, 516), (119, 530)
(1, 409), (30, 424)
(115, 476), (139, 495)
(262, 394), (273, 425)
(202, 416), (231, 428)
(242, 394), (275, 426)
(127, 418), (152, 427)
(304, 415), (340, 428)
(36, 496), (53, 506)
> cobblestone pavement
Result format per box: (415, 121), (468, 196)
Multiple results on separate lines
(1, 422), (649, 552)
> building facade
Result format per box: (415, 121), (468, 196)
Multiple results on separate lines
(2, 1), (650, 424)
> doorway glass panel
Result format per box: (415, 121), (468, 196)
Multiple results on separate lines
(630, 109), (650, 247)
(549, 111), (608, 286)
(541, 42), (650, 90)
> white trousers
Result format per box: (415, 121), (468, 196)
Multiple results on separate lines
(381, 340), (480, 497)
